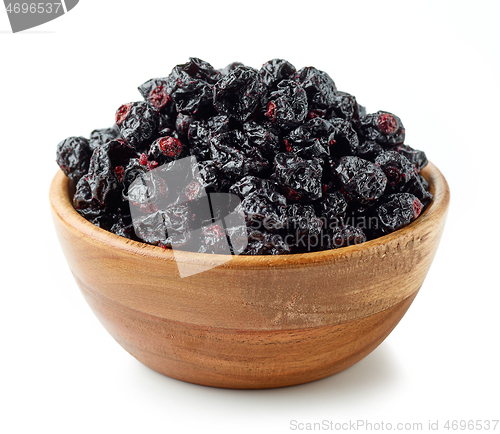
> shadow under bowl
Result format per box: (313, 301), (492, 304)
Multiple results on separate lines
(50, 162), (450, 389)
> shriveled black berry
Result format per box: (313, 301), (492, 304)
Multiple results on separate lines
(360, 111), (405, 146)
(87, 139), (137, 208)
(395, 144), (428, 171)
(188, 115), (232, 161)
(272, 153), (323, 202)
(354, 140), (383, 161)
(330, 91), (361, 129)
(295, 66), (337, 110)
(400, 173), (433, 205)
(89, 126), (120, 151)
(242, 121), (280, 157)
(229, 175), (272, 199)
(166, 57), (219, 114)
(375, 151), (415, 187)
(259, 59), (296, 91)
(328, 118), (360, 157)
(328, 224), (367, 249)
(175, 113), (195, 137)
(236, 188), (287, 232)
(73, 176), (104, 220)
(138, 78), (172, 111)
(121, 158), (149, 202)
(109, 209), (136, 240)
(285, 203), (323, 252)
(334, 156), (387, 204)
(197, 224), (231, 254)
(210, 130), (269, 180)
(56, 136), (91, 183)
(284, 117), (336, 159)
(115, 101), (159, 150)
(317, 191), (348, 223)
(218, 62), (245, 76)
(213, 66), (263, 122)
(147, 136), (184, 164)
(265, 80), (308, 130)
(374, 193), (422, 235)
(242, 229), (291, 255)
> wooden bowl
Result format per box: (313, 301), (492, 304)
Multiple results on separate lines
(50, 162), (449, 389)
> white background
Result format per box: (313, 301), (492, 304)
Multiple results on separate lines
(1, 1), (499, 433)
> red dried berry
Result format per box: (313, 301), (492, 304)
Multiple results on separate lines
(148, 85), (170, 109)
(265, 101), (276, 122)
(115, 103), (132, 125)
(138, 153), (148, 166)
(413, 198), (423, 218)
(114, 166), (124, 182)
(377, 113), (398, 134)
(159, 137), (183, 158)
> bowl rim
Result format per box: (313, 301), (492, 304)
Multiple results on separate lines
(50, 162), (450, 269)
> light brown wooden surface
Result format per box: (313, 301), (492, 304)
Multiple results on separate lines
(50, 162), (450, 389)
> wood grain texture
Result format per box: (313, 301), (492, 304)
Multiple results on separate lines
(50, 162), (450, 388)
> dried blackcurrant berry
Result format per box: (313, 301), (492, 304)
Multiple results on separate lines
(218, 62), (245, 76)
(285, 203), (323, 251)
(265, 80), (308, 130)
(197, 224), (231, 254)
(328, 118), (360, 157)
(175, 113), (195, 137)
(374, 193), (422, 234)
(334, 156), (387, 204)
(295, 66), (337, 110)
(87, 139), (137, 208)
(89, 125), (121, 151)
(166, 57), (219, 114)
(109, 209), (137, 240)
(121, 158), (149, 202)
(56, 136), (91, 183)
(236, 188), (287, 232)
(360, 111), (405, 146)
(375, 151), (415, 187)
(147, 136), (184, 164)
(213, 65), (264, 122)
(328, 224), (367, 249)
(242, 121), (280, 157)
(285, 117), (336, 159)
(272, 153), (323, 202)
(210, 130), (270, 180)
(394, 144), (428, 171)
(188, 115), (233, 161)
(138, 78), (172, 111)
(259, 59), (296, 91)
(330, 91), (361, 129)
(115, 101), (160, 150)
(242, 229), (291, 255)
(317, 191), (348, 223)
(399, 173), (433, 205)
(73, 176), (104, 220)
(229, 175), (273, 199)
(354, 140), (383, 161)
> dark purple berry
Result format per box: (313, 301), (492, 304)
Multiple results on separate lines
(265, 80), (308, 129)
(295, 66), (337, 109)
(360, 111), (405, 146)
(374, 193), (422, 234)
(56, 136), (91, 183)
(115, 101), (160, 150)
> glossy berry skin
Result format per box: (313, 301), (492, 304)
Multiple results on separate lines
(374, 193), (422, 235)
(272, 153), (323, 202)
(334, 156), (387, 204)
(285, 117), (335, 159)
(259, 58), (296, 91)
(213, 66), (264, 122)
(295, 66), (337, 110)
(360, 111), (405, 146)
(354, 140), (383, 162)
(210, 130), (269, 181)
(197, 224), (230, 254)
(188, 115), (232, 160)
(86, 139), (137, 208)
(375, 151), (415, 187)
(147, 136), (184, 164)
(115, 101), (160, 150)
(89, 126), (120, 151)
(242, 229), (291, 255)
(138, 78), (172, 111)
(242, 121), (280, 157)
(236, 188), (287, 232)
(395, 144), (428, 171)
(285, 203), (323, 252)
(265, 80), (308, 130)
(317, 191), (348, 223)
(229, 176), (273, 199)
(166, 57), (219, 114)
(56, 136), (91, 183)
(328, 118), (360, 157)
(328, 224), (367, 249)
(330, 91), (361, 129)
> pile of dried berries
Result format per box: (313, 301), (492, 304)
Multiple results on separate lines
(56, 58), (432, 255)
